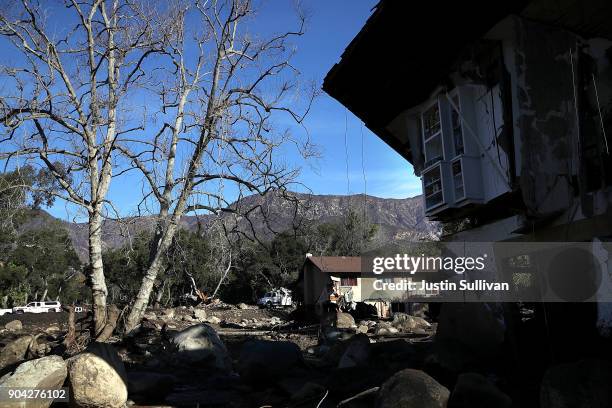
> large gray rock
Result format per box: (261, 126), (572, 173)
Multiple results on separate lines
(238, 339), (302, 384)
(5, 319), (23, 331)
(338, 334), (371, 368)
(391, 313), (431, 332)
(336, 312), (356, 329)
(448, 372), (511, 408)
(0, 355), (67, 408)
(436, 303), (504, 353)
(67, 343), (127, 408)
(434, 303), (505, 373)
(541, 359), (612, 408)
(0, 335), (34, 369)
(375, 322), (399, 336)
(376, 369), (450, 408)
(170, 323), (231, 371)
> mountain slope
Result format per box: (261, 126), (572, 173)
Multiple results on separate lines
(26, 192), (439, 261)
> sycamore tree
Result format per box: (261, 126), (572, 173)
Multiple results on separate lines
(0, 0), (314, 337)
(119, 0), (315, 333)
(0, 0), (171, 337)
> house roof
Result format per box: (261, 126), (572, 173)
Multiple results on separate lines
(305, 256), (362, 273)
(322, 0), (612, 166)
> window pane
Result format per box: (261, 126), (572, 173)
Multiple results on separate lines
(340, 277), (357, 286)
(422, 103), (441, 139)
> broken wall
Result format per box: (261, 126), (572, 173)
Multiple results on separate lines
(513, 16), (579, 218)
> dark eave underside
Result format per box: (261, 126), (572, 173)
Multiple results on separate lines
(323, 0), (612, 162)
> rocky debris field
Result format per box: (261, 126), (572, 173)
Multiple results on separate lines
(1, 303), (612, 408)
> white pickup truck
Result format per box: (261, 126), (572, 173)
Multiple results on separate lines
(12, 301), (62, 314)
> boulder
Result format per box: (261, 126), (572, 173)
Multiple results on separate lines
(391, 313), (431, 332)
(541, 359), (612, 408)
(436, 303), (504, 354)
(338, 334), (371, 368)
(0, 335), (34, 369)
(370, 339), (418, 369)
(448, 372), (511, 408)
(68, 343), (127, 408)
(376, 369), (450, 408)
(237, 339), (302, 385)
(356, 324), (369, 334)
(192, 308), (207, 321)
(336, 312), (356, 329)
(375, 322), (399, 336)
(0, 355), (67, 408)
(5, 319), (23, 331)
(205, 316), (221, 325)
(434, 303), (505, 373)
(169, 323), (231, 371)
(236, 303), (250, 309)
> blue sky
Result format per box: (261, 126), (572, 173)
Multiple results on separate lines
(2, 1), (421, 220)
(267, 0), (421, 200)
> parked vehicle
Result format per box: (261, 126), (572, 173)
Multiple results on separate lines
(0, 309), (12, 316)
(12, 301), (62, 314)
(257, 288), (292, 308)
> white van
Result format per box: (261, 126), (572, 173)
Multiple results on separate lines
(13, 301), (62, 314)
(257, 288), (292, 308)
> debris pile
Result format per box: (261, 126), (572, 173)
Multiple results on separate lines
(1, 303), (611, 407)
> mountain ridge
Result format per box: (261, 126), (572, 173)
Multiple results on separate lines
(24, 192), (439, 261)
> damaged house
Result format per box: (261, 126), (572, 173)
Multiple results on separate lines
(323, 0), (612, 365)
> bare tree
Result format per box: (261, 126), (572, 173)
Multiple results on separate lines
(120, 0), (315, 333)
(0, 0), (165, 336)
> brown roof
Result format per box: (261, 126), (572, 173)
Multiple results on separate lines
(305, 256), (362, 273)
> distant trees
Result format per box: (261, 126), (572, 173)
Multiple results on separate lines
(310, 209), (378, 256)
(0, 167), (82, 308)
(0, 221), (82, 308)
(103, 228), (221, 307)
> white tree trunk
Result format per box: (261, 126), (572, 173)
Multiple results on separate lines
(89, 210), (108, 336)
(124, 222), (178, 333)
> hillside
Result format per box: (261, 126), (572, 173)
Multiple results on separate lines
(24, 192), (439, 261)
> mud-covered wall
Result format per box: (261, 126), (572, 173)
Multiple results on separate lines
(513, 17), (579, 218)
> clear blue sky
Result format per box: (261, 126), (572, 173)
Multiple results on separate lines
(278, 0), (421, 200)
(4, 1), (421, 220)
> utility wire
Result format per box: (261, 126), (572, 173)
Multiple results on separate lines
(344, 108), (351, 198)
(592, 73), (610, 154)
(361, 122), (368, 247)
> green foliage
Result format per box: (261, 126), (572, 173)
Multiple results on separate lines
(103, 228), (219, 306)
(0, 165), (68, 262)
(220, 231), (309, 302)
(0, 263), (28, 308)
(311, 209), (378, 256)
(0, 222), (82, 306)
